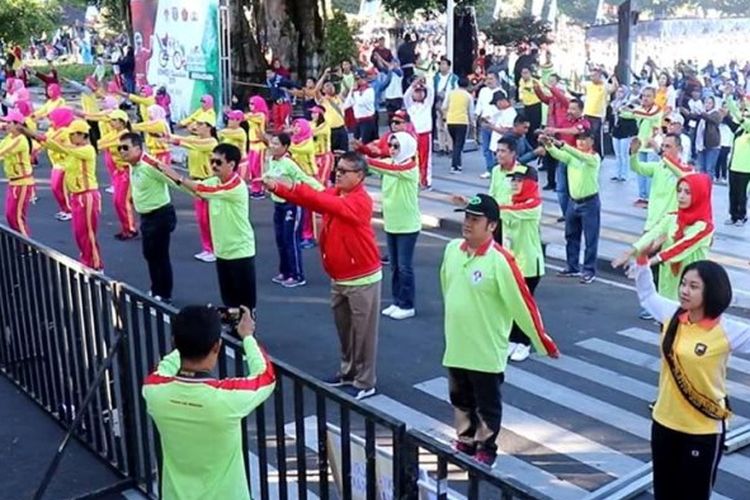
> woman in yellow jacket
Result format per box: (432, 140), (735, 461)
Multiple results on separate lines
(30, 83), (66, 121)
(169, 118), (219, 262)
(119, 84), (155, 122)
(179, 94), (217, 129)
(310, 106), (334, 187)
(246, 96), (268, 198)
(132, 104), (172, 165)
(97, 110), (137, 239)
(289, 118), (318, 246)
(44, 107), (76, 220)
(0, 109), (35, 236)
(219, 110), (248, 179)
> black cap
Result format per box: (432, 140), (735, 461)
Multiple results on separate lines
(491, 90), (509, 105)
(454, 193), (500, 222)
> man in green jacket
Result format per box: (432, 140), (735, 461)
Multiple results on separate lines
(441, 194), (559, 466)
(726, 94), (750, 225)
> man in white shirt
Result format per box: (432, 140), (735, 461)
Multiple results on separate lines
(475, 73), (501, 174)
(404, 78), (435, 188)
(344, 69), (378, 144)
(481, 90), (516, 178)
(666, 113), (692, 165)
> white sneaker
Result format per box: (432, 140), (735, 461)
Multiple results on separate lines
(507, 342), (518, 358)
(510, 344), (531, 362)
(57, 212), (72, 221)
(200, 252), (216, 263)
(479, 172), (491, 179)
(381, 304), (398, 317)
(390, 307), (415, 320)
(105, 186), (115, 194)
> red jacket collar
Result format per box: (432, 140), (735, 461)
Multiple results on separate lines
(459, 237), (494, 256)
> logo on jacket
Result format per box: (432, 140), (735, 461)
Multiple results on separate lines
(694, 343), (707, 356)
(471, 270), (483, 284)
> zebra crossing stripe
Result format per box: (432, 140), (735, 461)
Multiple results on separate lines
(616, 327), (750, 376)
(363, 394), (588, 500)
(414, 377), (644, 478)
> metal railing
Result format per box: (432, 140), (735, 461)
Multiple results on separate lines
(0, 224), (540, 499)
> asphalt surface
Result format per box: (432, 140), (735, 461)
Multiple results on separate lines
(3, 155), (750, 499)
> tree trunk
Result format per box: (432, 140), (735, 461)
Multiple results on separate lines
(229, 0), (325, 82)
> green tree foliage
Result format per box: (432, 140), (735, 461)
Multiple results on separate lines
(484, 15), (552, 48)
(322, 9), (358, 67)
(381, 0), (479, 18)
(0, 0), (61, 45)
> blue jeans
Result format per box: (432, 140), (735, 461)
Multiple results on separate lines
(565, 194), (601, 276)
(637, 151), (657, 199)
(612, 137), (632, 180)
(697, 148), (720, 179)
(386, 231), (419, 309)
(273, 202), (304, 280)
(480, 127), (494, 172)
(555, 161), (568, 216)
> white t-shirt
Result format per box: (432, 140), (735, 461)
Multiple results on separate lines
(489, 107), (517, 152)
(719, 123), (734, 147)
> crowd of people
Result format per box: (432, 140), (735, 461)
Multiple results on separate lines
(3, 28), (750, 500)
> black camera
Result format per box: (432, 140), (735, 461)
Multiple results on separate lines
(216, 306), (243, 328)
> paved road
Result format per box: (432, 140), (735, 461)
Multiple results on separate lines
(4, 153), (750, 499)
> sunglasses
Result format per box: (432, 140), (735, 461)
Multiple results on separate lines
(117, 145), (130, 152)
(210, 158), (223, 166)
(388, 142), (400, 149)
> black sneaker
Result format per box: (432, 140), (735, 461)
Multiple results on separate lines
(556, 269), (580, 278)
(556, 216), (566, 223)
(580, 273), (595, 284)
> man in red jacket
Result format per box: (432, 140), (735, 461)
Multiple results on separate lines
(264, 152), (382, 400)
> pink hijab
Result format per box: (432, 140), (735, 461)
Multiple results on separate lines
(140, 84), (154, 97)
(15, 88), (30, 102)
(106, 80), (120, 94)
(147, 104), (166, 122)
(291, 119), (313, 144)
(248, 95), (269, 120)
(10, 79), (25, 93)
(48, 107), (75, 129)
(85, 75), (98, 91)
(47, 83), (62, 100)
(15, 100), (33, 118)
(200, 94), (214, 110)
(102, 96), (118, 111)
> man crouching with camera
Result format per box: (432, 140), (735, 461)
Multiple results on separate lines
(142, 305), (275, 500)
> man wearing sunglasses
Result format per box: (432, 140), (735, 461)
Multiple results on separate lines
(159, 144), (257, 313)
(264, 152), (381, 400)
(119, 133), (178, 303)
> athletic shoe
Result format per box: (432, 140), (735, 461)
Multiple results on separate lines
(610, 176), (620, 182)
(322, 374), (353, 387)
(340, 385), (376, 400)
(452, 440), (476, 456)
(381, 304), (398, 317)
(114, 232), (127, 241)
(194, 251), (216, 263)
(380, 255), (390, 265)
(105, 186), (115, 194)
(271, 274), (286, 284)
(737, 218), (747, 227)
(300, 239), (316, 249)
(250, 192), (266, 200)
(725, 218), (737, 225)
(510, 344), (531, 362)
(281, 277), (307, 288)
(389, 307), (415, 320)
(473, 450), (497, 467)
(556, 269), (580, 278)
(479, 172), (491, 179)
(579, 273), (595, 284)
(638, 308), (655, 321)
(556, 216), (565, 223)
(450, 167), (462, 174)
(542, 184), (555, 191)
(507, 342), (518, 358)
(55, 211), (72, 221)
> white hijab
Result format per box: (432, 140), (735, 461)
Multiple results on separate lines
(391, 132), (417, 164)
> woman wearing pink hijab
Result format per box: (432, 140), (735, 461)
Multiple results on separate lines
(179, 94), (217, 129)
(132, 104), (172, 165)
(246, 95), (269, 197)
(288, 118), (318, 246)
(31, 83), (66, 121)
(45, 107), (75, 220)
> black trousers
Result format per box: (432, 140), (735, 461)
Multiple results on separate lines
(140, 204), (176, 300)
(524, 103), (542, 148)
(448, 367), (504, 454)
(87, 120), (101, 151)
(716, 146), (731, 180)
(728, 170), (750, 222)
(354, 119), (378, 144)
(330, 126), (349, 153)
(447, 124), (467, 169)
(651, 419), (724, 500)
(586, 115), (604, 156)
(542, 153), (557, 188)
(216, 256), (257, 312)
(509, 276), (540, 346)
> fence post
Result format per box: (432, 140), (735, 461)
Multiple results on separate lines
(394, 427), (419, 499)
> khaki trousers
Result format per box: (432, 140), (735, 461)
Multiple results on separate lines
(331, 280), (381, 389)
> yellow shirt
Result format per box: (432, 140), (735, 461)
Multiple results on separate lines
(132, 120), (170, 155)
(289, 139), (317, 176)
(129, 94), (156, 122)
(583, 82), (608, 118)
(518, 79), (541, 106)
(245, 113), (267, 151)
(179, 136), (218, 179)
(445, 89), (472, 125)
(636, 265), (750, 435)
(0, 134), (33, 186)
(218, 127), (248, 156)
(44, 139), (98, 193)
(32, 97), (67, 120)
(313, 122), (331, 155)
(46, 127), (70, 169)
(81, 93), (100, 114)
(321, 96), (346, 129)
